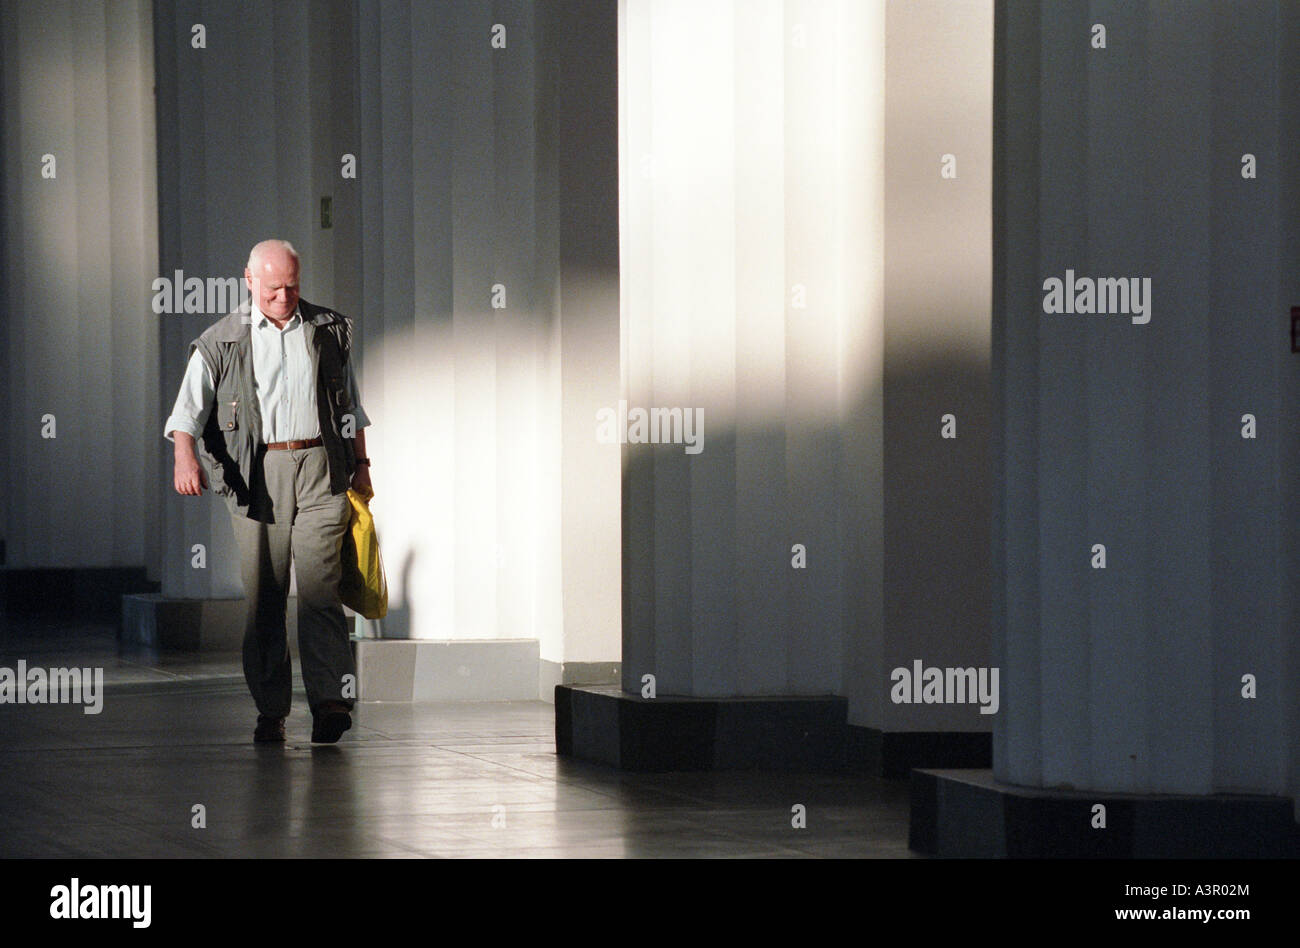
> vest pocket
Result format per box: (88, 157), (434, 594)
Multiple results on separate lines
(326, 375), (352, 411)
(217, 398), (239, 431)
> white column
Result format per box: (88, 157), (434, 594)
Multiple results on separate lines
(618, 0), (886, 698)
(1, 0), (158, 571)
(994, 2), (1294, 796)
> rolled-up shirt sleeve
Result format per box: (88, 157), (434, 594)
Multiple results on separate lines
(347, 359), (371, 429)
(163, 350), (215, 442)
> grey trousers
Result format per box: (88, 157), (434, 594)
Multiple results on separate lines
(228, 443), (354, 718)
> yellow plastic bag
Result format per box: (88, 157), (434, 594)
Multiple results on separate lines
(340, 484), (388, 619)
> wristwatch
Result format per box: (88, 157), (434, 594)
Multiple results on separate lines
(355, 458), (371, 466)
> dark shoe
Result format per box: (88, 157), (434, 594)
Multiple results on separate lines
(254, 714), (286, 743)
(311, 701), (352, 744)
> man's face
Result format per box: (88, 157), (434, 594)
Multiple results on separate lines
(245, 251), (300, 320)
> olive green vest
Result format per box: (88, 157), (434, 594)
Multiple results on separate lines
(189, 299), (357, 518)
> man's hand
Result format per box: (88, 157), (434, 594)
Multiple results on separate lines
(172, 432), (208, 496)
(350, 429), (373, 497)
(350, 463), (373, 497)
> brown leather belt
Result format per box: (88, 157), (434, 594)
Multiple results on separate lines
(264, 437), (323, 450)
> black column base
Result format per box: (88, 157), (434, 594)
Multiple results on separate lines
(863, 730), (992, 779)
(910, 769), (1300, 857)
(0, 567), (158, 624)
(555, 684), (993, 775)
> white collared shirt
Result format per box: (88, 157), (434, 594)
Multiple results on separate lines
(163, 303), (370, 443)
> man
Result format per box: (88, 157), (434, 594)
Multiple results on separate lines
(164, 239), (373, 744)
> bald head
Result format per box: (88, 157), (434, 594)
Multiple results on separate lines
(247, 239), (298, 272)
(244, 239), (300, 321)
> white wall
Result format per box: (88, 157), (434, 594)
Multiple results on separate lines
(153, 0), (622, 672)
(155, 0), (355, 604)
(881, 0), (993, 729)
(350, 0), (620, 667)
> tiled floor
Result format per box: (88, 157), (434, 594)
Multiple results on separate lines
(0, 617), (918, 858)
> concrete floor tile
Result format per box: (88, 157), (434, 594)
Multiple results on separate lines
(0, 618), (917, 859)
